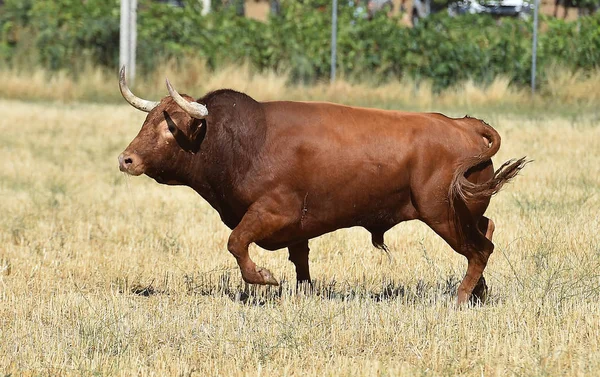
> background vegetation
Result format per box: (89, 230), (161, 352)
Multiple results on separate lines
(1, 0), (600, 91)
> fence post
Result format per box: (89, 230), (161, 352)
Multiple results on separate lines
(331, 0), (338, 84)
(201, 0), (211, 15)
(119, 0), (137, 85)
(531, 0), (539, 96)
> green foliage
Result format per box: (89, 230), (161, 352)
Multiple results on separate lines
(0, 0), (119, 74)
(1, 0), (600, 89)
(402, 14), (534, 88)
(541, 14), (600, 71)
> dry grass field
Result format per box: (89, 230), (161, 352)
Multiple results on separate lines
(2, 60), (600, 112)
(0, 81), (599, 375)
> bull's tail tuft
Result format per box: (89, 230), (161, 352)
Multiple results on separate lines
(448, 121), (529, 214)
(449, 157), (529, 206)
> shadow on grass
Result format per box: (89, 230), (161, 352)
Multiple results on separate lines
(157, 271), (465, 306)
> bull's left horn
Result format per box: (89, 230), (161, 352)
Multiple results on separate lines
(166, 78), (208, 119)
(119, 66), (159, 112)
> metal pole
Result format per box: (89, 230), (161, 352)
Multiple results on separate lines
(330, 0), (338, 84)
(129, 0), (137, 84)
(531, 0), (539, 96)
(201, 0), (211, 15)
(119, 0), (129, 74)
(119, 0), (137, 85)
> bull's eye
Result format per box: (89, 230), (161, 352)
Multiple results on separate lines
(163, 111), (178, 135)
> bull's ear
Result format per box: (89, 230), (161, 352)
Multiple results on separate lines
(164, 111), (202, 153)
(190, 118), (205, 138)
(190, 119), (207, 144)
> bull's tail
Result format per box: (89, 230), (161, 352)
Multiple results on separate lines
(448, 122), (529, 216)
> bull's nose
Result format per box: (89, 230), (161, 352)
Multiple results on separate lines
(118, 153), (134, 172)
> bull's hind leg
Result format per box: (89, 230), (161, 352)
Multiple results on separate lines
(288, 240), (312, 286)
(471, 216), (495, 303)
(425, 216), (495, 305)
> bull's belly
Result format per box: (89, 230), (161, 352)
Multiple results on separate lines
(255, 189), (417, 250)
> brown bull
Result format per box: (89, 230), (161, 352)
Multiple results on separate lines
(117, 67), (527, 304)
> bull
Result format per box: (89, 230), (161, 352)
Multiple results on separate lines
(117, 67), (527, 304)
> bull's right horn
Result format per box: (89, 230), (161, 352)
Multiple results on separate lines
(165, 78), (208, 119)
(119, 66), (159, 112)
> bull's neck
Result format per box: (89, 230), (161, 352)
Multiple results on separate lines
(206, 100), (266, 190)
(176, 108), (267, 229)
(176, 150), (223, 214)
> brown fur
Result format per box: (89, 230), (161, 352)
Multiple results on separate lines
(119, 89), (527, 304)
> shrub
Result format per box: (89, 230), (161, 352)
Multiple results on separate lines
(1, 0), (599, 90)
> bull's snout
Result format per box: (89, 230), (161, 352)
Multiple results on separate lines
(118, 153), (131, 172)
(118, 152), (142, 175)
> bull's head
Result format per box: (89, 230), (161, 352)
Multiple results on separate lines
(117, 66), (208, 184)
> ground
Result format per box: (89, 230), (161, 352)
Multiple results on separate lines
(0, 99), (599, 376)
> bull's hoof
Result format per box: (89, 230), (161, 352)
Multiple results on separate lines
(257, 266), (279, 286)
(470, 276), (488, 305)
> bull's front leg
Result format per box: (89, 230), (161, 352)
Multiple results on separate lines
(227, 199), (294, 286)
(288, 240), (311, 286)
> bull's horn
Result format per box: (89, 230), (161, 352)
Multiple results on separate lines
(119, 66), (159, 112)
(165, 78), (208, 119)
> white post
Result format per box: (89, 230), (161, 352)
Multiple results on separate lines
(201, 0), (211, 15)
(120, 0), (137, 85)
(330, 0), (338, 84)
(531, 0), (539, 96)
(119, 0), (128, 74)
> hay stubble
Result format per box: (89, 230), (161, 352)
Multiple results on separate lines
(0, 100), (599, 376)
